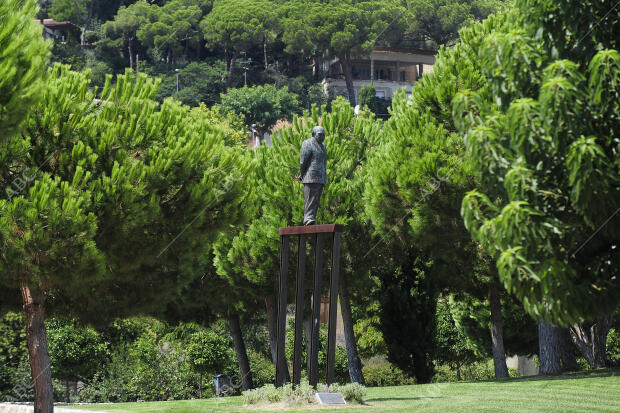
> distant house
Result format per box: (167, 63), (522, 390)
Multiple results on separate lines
(36, 18), (80, 43)
(323, 46), (436, 101)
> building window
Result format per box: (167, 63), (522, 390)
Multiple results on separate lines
(400, 71), (406, 81)
(376, 90), (386, 99)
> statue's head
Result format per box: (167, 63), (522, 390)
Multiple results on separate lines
(312, 126), (326, 144)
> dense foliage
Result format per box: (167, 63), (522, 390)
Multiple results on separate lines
(362, 11), (515, 383)
(219, 84), (300, 133)
(457, 0), (620, 325)
(0, 0), (49, 139)
(2, 1), (619, 409)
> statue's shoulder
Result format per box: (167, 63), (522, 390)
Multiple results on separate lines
(301, 138), (313, 150)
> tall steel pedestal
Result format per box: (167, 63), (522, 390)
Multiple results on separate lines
(275, 224), (343, 387)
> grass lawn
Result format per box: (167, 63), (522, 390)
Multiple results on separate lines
(65, 369), (620, 413)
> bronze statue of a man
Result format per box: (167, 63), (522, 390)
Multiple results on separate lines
(299, 126), (327, 225)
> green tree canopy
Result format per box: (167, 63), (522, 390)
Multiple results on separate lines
(200, 0), (274, 87)
(219, 84), (299, 133)
(362, 11), (516, 381)
(103, 0), (150, 69)
(0, 0), (49, 141)
(404, 0), (505, 48)
(136, 0), (205, 63)
(0, 64), (251, 410)
(456, 0), (620, 325)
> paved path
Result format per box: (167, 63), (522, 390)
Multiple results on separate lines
(0, 404), (106, 413)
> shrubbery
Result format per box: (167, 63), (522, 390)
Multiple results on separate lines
(434, 360), (519, 382)
(607, 329), (620, 367)
(362, 358), (415, 387)
(243, 381), (367, 405)
(248, 350), (275, 388)
(324, 383), (367, 403)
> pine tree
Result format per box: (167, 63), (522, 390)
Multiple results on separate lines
(0, 65), (250, 412)
(362, 12), (515, 382)
(0, 0), (50, 139)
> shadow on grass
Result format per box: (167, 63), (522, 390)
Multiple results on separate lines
(365, 396), (441, 402)
(486, 367), (620, 384)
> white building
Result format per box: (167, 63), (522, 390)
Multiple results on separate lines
(323, 46), (436, 101)
(36, 19), (79, 43)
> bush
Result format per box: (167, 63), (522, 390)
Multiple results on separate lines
(242, 381), (317, 406)
(87, 60), (111, 89)
(265, 384), (283, 403)
(607, 328), (620, 367)
(219, 84), (299, 132)
(354, 315), (387, 360)
(328, 382), (366, 404)
(362, 358), (415, 387)
(283, 380), (315, 404)
(0, 355), (34, 401)
(73, 323), (198, 402)
(248, 350), (275, 388)
(243, 388), (262, 405)
(433, 359), (519, 382)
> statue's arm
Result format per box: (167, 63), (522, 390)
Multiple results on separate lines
(300, 142), (311, 177)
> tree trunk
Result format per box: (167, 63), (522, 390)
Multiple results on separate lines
(592, 315), (612, 368)
(65, 381), (70, 404)
(456, 360), (461, 381)
(21, 285), (53, 413)
(226, 54), (237, 91)
(72, 0), (91, 47)
(570, 315), (613, 369)
(264, 34), (268, 70)
(312, 50), (321, 81)
(340, 50), (356, 107)
(275, 60), (281, 89)
(413, 347), (432, 384)
(80, 25), (87, 47)
(570, 323), (594, 367)
(224, 48), (229, 74)
(539, 322), (562, 375)
(339, 275), (365, 384)
(228, 312), (254, 390)
(558, 327), (579, 372)
(199, 370), (203, 398)
(265, 297), (290, 383)
(287, 54), (293, 76)
(128, 39), (134, 71)
(488, 283), (509, 378)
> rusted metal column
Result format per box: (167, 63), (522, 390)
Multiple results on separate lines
(309, 233), (324, 387)
(277, 224), (343, 388)
(276, 235), (289, 386)
(326, 232), (341, 385)
(293, 235), (307, 385)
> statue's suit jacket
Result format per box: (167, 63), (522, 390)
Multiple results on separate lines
(300, 137), (327, 184)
